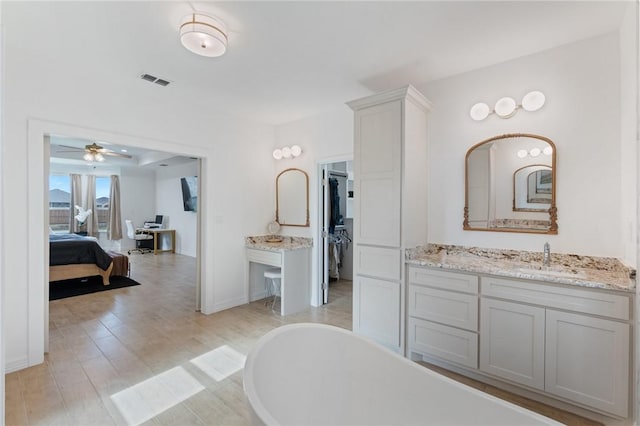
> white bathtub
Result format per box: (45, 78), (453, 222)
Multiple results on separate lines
(243, 323), (561, 426)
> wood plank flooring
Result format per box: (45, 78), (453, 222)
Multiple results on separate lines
(5, 254), (601, 425)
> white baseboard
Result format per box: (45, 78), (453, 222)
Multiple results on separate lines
(212, 296), (248, 313)
(5, 357), (29, 373)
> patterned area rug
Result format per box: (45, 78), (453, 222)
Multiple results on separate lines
(49, 275), (140, 300)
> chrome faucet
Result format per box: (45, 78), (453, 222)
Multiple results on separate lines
(543, 242), (551, 267)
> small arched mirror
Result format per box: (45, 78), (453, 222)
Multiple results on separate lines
(276, 168), (310, 227)
(464, 133), (557, 234)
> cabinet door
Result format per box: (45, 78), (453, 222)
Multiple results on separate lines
(354, 100), (402, 247)
(480, 299), (545, 390)
(353, 276), (401, 353)
(545, 310), (629, 417)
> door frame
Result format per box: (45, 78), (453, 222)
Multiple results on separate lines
(315, 155), (352, 306)
(27, 119), (209, 367)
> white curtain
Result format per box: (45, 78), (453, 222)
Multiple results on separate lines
(108, 175), (122, 240)
(69, 174), (82, 233)
(85, 175), (99, 237)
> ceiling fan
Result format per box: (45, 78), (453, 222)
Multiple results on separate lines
(55, 142), (133, 162)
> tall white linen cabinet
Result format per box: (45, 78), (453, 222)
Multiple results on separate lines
(347, 85), (432, 353)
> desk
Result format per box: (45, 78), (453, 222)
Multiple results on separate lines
(138, 228), (176, 255)
(245, 236), (312, 316)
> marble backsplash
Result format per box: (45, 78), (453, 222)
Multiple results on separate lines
(406, 243), (636, 292)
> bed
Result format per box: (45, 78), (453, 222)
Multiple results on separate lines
(49, 234), (114, 285)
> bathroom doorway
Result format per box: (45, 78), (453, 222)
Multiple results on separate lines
(318, 159), (353, 305)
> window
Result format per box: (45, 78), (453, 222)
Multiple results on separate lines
(49, 174), (71, 232)
(96, 176), (110, 232)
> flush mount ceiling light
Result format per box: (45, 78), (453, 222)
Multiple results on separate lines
(470, 90), (546, 121)
(180, 13), (228, 58)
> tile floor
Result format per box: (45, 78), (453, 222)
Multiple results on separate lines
(5, 253), (600, 425)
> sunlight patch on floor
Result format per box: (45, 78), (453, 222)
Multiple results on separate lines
(190, 345), (247, 382)
(110, 366), (205, 425)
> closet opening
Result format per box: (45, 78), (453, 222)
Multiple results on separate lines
(319, 159), (354, 305)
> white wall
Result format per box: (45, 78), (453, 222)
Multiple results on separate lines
(0, 0), (5, 419)
(420, 33), (627, 261)
(274, 107), (354, 306)
(120, 167), (157, 251)
(2, 3), (275, 371)
(620, 2), (638, 269)
(155, 162), (198, 257)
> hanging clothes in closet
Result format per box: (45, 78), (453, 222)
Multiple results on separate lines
(328, 177), (343, 234)
(329, 229), (351, 281)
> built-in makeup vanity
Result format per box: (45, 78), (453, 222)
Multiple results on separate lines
(245, 236), (312, 316)
(405, 244), (636, 422)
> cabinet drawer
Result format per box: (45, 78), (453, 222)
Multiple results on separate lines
(408, 317), (478, 369)
(246, 249), (282, 267)
(481, 276), (630, 320)
(408, 267), (478, 294)
(356, 246), (401, 281)
(408, 285), (478, 331)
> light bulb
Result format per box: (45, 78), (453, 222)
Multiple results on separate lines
(95, 153), (105, 162)
(291, 145), (302, 157)
(529, 148), (541, 157)
(517, 149), (528, 159)
(273, 149), (283, 160)
(494, 97), (517, 118)
(282, 146), (292, 158)
(543, 146), (553, 156)
(469, 103), (490, 121)
(522, 91), (546, 112)
(83, 152), (93, 162)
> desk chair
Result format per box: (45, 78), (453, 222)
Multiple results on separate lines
(125, 220), (153, 254)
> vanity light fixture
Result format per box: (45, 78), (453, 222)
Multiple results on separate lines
(273, 145), (302, 160)
(516, 146), (553, 159)
(180, 12), (228, 58)
(470, 91), (546, 121)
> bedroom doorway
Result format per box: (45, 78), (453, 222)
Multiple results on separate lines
(38, 123), (206, 356)
(317, 158), (353, 306)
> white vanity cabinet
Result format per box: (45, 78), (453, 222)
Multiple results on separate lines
(407, 265), (633, 419)
(479, 298), (545, 390)
(407, 267), (479, 369)
(348, 86), (431, 353)
(480, 276), (630, 417)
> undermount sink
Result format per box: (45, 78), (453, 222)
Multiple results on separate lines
(517, 267), (587, 279)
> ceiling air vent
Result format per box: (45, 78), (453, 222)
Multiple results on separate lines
(140, 73), (171, 87)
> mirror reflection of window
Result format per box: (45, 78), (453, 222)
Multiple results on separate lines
(513, 164), (552, 211)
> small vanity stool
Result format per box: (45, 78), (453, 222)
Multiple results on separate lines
(264, 268), (282, 310)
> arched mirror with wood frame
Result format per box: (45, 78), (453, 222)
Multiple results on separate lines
(276, 168), (310, 227)
(464, 133), (557, 234)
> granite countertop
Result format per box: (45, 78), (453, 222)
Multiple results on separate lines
(245, 235), (313, 252)
(406, 244), (636, 292)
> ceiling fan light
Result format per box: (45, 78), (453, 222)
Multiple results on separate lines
(95, 153), (105, 162)
(83, 152), (94, 162)
(180, 13), (228, 58)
